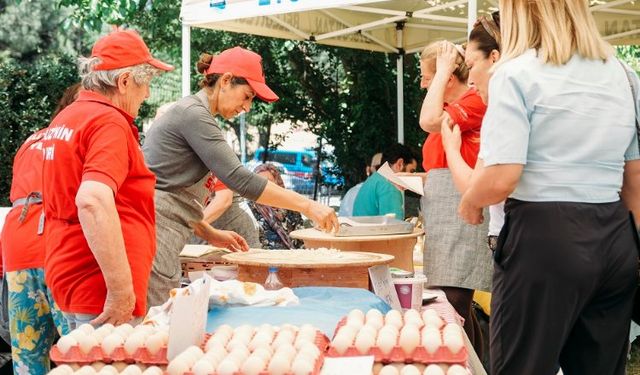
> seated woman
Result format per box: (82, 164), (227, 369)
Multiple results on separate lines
(248, 164), (304, 249)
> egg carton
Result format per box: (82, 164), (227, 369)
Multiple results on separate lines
(50, 344), (169, 365)
(201, 330), (330, 354)
(326, 318), (467, 365)
(180, 354), (324, 375)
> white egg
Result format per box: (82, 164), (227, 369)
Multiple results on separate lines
(227, 337), (249, 351)
(49, 364), (74, 375)
(274, 343), (297, 362)
(205, 336), (228, 352)
(249, 334), (272, 351)
(385, 310), (404, 328)
(400, 364), (421, 375)
(233, 324), (255, 338)
(273, 331), (295, 347)
(297, 342), (320, 358)
(91, 362), (106, 371)
(166, 357), (190, 375)
(176, 350), (199, 367)
(281, 323), (299, 332)
(252, 346), (274, 362)
(98, 365), (119, 375)
(96, 323), (115, 333)
(399, 328), (420, 355)
(191, 359), (215, 375)
(77, 333), (98, 355)
(228, 347), (250, 365)
(366, 315), (384, 330)
(331, 332), (353, 354)
(336, 325), (358, 342)
(123, 333), (145, 355)
(141, 366), (163, 375)
(379, 365), (400, 375)
(114, 323), (134, 337)
(121, 365), (143, 375)
(424, 364), (446, 375)
(75, 365), (97, 375)
(404, 309), (423, 327)
(422, 310), (444, 329)
(447, 365), (467, 375)
(293, 350), (316, 364)
(215, 324), (234, 336)
(133, 324), (154, 336)
(344, 319), (364, 332)
(217, 358), (240, 375)
(421, 326), (442, 354)
(443, 331), (464, 354)
(299, 324), (316, 336)
(354, 331), (375, 354)
(78, 323), (95, 334)
(205, 343), (228, 362)
(379, 324), (399, 337)
(111, 362), (128, 372)
(290, 357), (314, 375)
(347, 309), (365, 325)
(144, 332), (164, 355)
(56, 334), (78, 355)
(241, 355), (266, 375)
(375, 330), (397, 355)
(257, 324), (275, 337)
(358, 324), (378, 339)
(268, 354), (291, 375)
(366, 309), (384, 323)
(100, 333), (124, 356)
(185, 345), (205, 358)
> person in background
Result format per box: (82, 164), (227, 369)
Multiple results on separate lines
(42, 29), (173, 329)
(440, 12), (503, 252)
(142, 47), (338, 308)
(339, 152), (382, 217)
(248, 163), (304, 249)
(418, 40), (491, 357)
(352, 143), (416, 219)
(0, 83), (79, 374)
(458, 1), (640, 373)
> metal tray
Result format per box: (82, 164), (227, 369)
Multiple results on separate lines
(335, 215), (415, 237)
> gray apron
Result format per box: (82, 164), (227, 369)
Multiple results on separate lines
(421, 169), (493, 292)
(147, 173), (211, 309)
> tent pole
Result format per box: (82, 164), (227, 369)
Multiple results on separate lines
(396, 22), (405, 144)
(467, 0), (478, 35)
(182, 24), (191, 98)
(240, 113), (247, 164)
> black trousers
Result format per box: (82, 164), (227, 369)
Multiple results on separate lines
(490, 199), (639, 375)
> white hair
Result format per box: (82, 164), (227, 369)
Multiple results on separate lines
(78, 57), (163, 92)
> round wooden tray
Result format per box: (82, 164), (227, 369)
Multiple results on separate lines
(290, 227), (424, 242)
(222, 249), (394, 268)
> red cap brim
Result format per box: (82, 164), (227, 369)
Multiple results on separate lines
(148, 58), (174, 71)
(246, 79), (279, 103)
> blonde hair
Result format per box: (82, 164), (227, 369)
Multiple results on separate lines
(499, 0), (612, 65)
(420, 41), (469, 83)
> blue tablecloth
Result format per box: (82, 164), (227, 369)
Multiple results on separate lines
(206, 287), (391, 337)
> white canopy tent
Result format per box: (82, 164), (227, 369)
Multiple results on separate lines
(180, 0), (640, 143)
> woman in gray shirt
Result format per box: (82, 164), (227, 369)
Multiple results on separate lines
(143, 47), (338, 308)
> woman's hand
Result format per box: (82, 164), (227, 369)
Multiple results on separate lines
(441, 117), (462, 154)
(191, 220), (249, 251)
(305, 200), (339, 233)
(458, 195), (484, 225)
(436, 41), (460, 77)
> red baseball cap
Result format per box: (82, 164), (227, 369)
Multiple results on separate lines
(206, 47), (279, 103)
(91, 30), (174, 72)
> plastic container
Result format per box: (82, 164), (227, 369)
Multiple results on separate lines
(393, 274), (426, 310)
(264, 267), (284, 290)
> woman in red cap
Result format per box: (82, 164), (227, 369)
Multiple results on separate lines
(142, 46), (339, 308)
(41, 29), (173, 332)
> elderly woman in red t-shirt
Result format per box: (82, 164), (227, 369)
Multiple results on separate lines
(418, 41), (492, 356)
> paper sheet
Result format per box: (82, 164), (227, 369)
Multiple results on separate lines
(377, 162), (424, 196)
(179, 244), (230, 258)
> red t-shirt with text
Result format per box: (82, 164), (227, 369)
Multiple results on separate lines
(0, 129), (48, 272)
(42, 90), (156, 317)
(422, 88), (486, 172)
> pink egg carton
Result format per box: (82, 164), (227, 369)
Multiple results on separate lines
(326, 318), (467, 365)
(180, 354), (324, 375)
(50, 344), (168, 365)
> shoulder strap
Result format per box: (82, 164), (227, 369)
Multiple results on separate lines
(617, 59), (640, 150)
